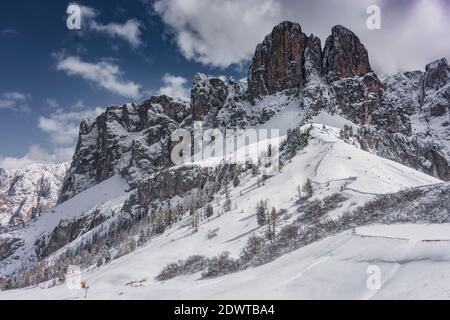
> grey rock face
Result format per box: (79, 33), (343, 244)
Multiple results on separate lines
(59, 96), (191, 202)
(423, 58), (450, 92)
(0, 238), (22, 261)
(304, 34), (322, 80)
(191, 74), (228, 123)
(137, 166), (209, 208)
(34, 209), (106, 259)
(329, 72), (381, 124)
(421, 58), (450, 119)
(358, 127), (450, 181)
(248, 21), (308, 98)
(374, 71), (423, 134)
(367, 58), (450, 181)
(322, 25), (381, 124)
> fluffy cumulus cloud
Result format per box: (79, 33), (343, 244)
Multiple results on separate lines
(0, 104), (104, 169)
(56, 55), (142, 98)
(0, 91), (31, 112)
(90, 19), (143, 48)
(154, 0), (450, 74)
(38, 106), (104, 146)
(73, 3), (143, 48)
(154, 0), (282, 68)
(0, 145), (74, 169)
(156, 74), (190, 98)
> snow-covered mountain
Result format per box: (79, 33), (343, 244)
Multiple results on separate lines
(0, 163), (69, 226)
(0, 122), (446, 298)
(0, 21), (448, 299)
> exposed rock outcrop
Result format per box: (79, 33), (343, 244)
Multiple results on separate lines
(322, 25), (381, 124)
(59, 96), (191, 202)
(369, 58), (450, 180)
(248, 21), (308, 98)
(304, 34), (322, 80)
(191, 74), (228, 123)
(423, 58), (450, 93)
(322, 25), (372, 81)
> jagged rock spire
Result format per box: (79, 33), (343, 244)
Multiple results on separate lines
(247, 21), (308, 98)
(423, 58), (450, 92)
(322, 25), (372, 81)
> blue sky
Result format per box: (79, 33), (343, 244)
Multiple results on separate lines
(0, 0), (244, 167)
(0, 0), (449, 168)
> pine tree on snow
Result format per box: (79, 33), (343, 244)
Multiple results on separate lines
(223, 185), (232, 212)
(256, 200), (267, 226)
(233, 175), (240, 187)
(206, 204), (214, 218)
(302, 179), (314, 199)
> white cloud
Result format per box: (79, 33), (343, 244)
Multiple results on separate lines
(1, 29), (19, 35)
(154, 0), (450, 74)
(0, 91), (31, 112)
(38, 107), (104, 146)
(156, 74), (190, 98)
(73, 3), (143, 48)
(72, 100), (86, 109)
(56, 55), (142, 98)
(0, 105), (105, 169)
(46, 98), (59, 109)
(90, 19), (143, 48)
(0, 145), (74, 169)
(154, 0), (282, 68)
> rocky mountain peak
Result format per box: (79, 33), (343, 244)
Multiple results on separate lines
(247, 21), (308, 98)
(423, 57), (450, 92)
(191, 73), (228, 122)
(322, 25), (372, 81)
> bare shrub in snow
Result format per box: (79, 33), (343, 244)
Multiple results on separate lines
(181, 255), (208, 274)
(207, 228), (219, 239)
(277, 225), (299, 244)
(201, 251), (240, 278)
(302, 179), (314, 199)
(156, 255), (207, 281)
(156, 262), (182, 281)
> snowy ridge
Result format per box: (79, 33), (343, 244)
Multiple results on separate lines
(0, 162), (69, 226)
(0, 116), (442, 298)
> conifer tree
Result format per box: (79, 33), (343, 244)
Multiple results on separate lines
(223, 185), (232, 212)
(256, 200), (267, 226)
(206, 204), (214, 218)
(302, 178), (314, 199)
(233, 175), (240, 187)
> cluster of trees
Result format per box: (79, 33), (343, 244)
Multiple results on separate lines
(256, 200), (279, 242)
(339, 124), (354, 140)
(297, 178), (314, 204)
(280, 126), (311, 161)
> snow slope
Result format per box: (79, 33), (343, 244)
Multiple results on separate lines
(4, 225), (450, 299)
(0, 121), (442, 299)
(0, 174), (128, 275)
